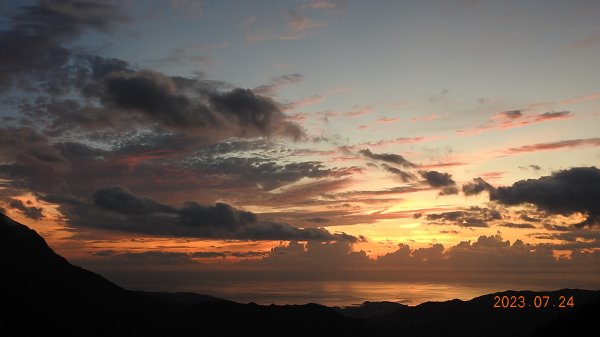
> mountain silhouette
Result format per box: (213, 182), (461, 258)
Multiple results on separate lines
(0, 213), (367, 336)
(1, 213), (598, 336)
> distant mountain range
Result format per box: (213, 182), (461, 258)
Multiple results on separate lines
(1, 212), (598, 336)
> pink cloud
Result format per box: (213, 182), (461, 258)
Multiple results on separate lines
(410, 113), (440, 122)
(560, 92), (600, 105)
(344, 105), (373, 117)
(500, 138), (600, 155)
(417, 161), (468, 170)
(288, 12), (324, 32)
(566, 33), (600, 49)
(245, 2), (337, 43)
(356, 136), (446, 149)
(457, 110), (572, 136)
(479, 171), (505, 181)
(376, 117), (400, 124)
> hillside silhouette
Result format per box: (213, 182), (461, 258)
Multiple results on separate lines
(1, 213), (598, 336)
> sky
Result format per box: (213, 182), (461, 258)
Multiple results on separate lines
(1, 0), (600, 303)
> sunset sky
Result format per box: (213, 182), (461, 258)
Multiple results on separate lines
(1, 0), (599, 303)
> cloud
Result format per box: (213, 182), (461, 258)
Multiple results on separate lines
(304, 1), (337, 9)
(253, 73), (304, 96)
(382, 164), (415, 182)
(500, 222), (536, 229)
(462, 177), (495, 196)
(0, 128), (71, 191)
(0, 127), (70, 168)
(457, 110), (572, 136)
(43, 186), (358, 241)
(187, 156), (356, 191)
(439, 186), (459, 195)
(425, 207), (502, 227)
(101, 71), (303, 140)
(0, 0), (126, 90)
(359, 149), (415, 167)
(6, 198), (43, 220)
(491, 167), (600, 227)
(245, 2), (334, 43)
(419, 170), (455, 187)
(93, 250), (200, 265)
(409, 113), (440, 123)
(89, 249), (269, 265)
(93, 186), (177, 215)
(500, 138), (600, 155)
(304, 217), (330, 223)
(1, 2), (304, 143)
(520, 214), (541, 222)
(498, 110), (523, 119)
(566, 33), (600, 49)
(91, 233), (600, 288)
(543, 223), (570, 232)
(560, 92), (600, 105)
(287, 12), (324, 32)
(521, 164), (541, 171)
(534, 111), (570, 122)
(356, 136), (445, 149)
(146, 47), (211, 67)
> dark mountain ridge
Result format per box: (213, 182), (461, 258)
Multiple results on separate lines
(1, 213), (597, 336)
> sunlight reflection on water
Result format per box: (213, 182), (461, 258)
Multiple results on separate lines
(190, 281), (503, 306)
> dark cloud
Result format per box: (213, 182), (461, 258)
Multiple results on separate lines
(419, 170), (455, 187)
(92, 250), (199, 265)
(100, 71), (303, 140)
(209, 87), (303, 139)
(543, 223), (570, 232)
(90, 249), (269, 265)
(43, 186), (358, 242)
(425, 207), (501, 228)
(0, 0), (126, 90)
(491, 167), (600, 227)
(462, 177), (495, 196)
(500, 110), (523, 118)
(500, 222), (535, 229)
(534, 111), (570, 121)
(7, 198), (43, 220)
(520, 214), (541, 222)
(439, 186), (459, 195)
(382, 164), (415, 182)
(358, 149), (415, 167)
(0, 128), (72, 193)
(0, 128), (71, 172)
(1, 2), (303, 143)
(188, 156), (355, 191)
(230, 251), (268, 258)
(519, 164), (542, 171)
(304, 217), (330, 223)
(93, 186), (177, 215)
(189, 252), (227, 258)
(426, 211), (487, 227)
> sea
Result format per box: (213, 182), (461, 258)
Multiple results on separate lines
(187, 281), (513, 307)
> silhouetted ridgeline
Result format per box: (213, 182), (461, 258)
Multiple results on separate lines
(1, 213), (598, 336)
